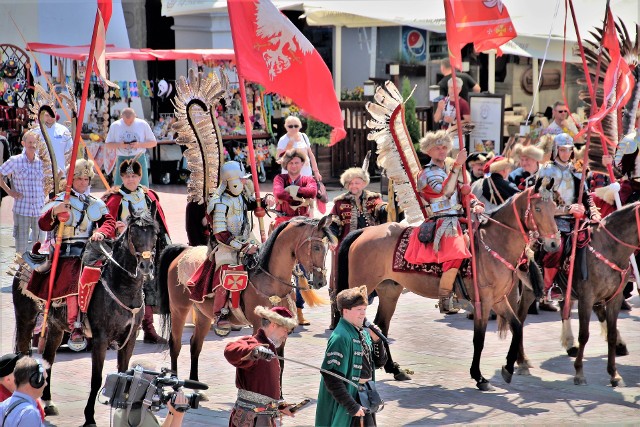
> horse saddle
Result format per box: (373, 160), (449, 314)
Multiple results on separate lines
(221, 265), (248, 309)
(22, 251), (51, 273)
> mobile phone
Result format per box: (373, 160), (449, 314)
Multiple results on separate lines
(288, 398), (311, 413)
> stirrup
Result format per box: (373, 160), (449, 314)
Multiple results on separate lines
(68, 329), (87, 352)
(437, 295), (460, 314)
(546, 284), (564, 302)
(214, 308), (231, 337)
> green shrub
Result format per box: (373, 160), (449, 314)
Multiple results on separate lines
(401, 77), (421, 145)
(305, 118), (332, 146)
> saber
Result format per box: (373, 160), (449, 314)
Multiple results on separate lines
(271, 354), (360, 389)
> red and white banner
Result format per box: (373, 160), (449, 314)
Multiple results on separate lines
(96, 0), (118, 87)
(444, 0), (517, 70)
(227, 0), (346, 144)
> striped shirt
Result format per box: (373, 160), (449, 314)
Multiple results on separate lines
(0, 152), (45, 217)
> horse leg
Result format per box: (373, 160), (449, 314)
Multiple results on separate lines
(594, 304), (629, 357)
(12, 276), (39, 355)
(470, 306), (492, 391)
(492, 299), (521, 384)
(514, 282), (535, 376)
(83, 335), (109, 427)
(189, 306), (213, 382)
(560, 300), (578, 357)
(604, 295), (625, 387)
(169, 305), (191, 375)
(373, 281), (410, 381)
(573, 292), (594, 386)
(41, 323), (65, 416)
(117, 323), (140, 373)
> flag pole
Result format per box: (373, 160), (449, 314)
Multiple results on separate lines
(238, 76), (267, 242)
(41, 11), (101, 339)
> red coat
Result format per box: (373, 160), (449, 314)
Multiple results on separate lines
(272, 174), (317, 226)
(224, 328), (281, 399)
(26, 204), (116, 302)
(329, 190), (386, 241)
(104, 186), (170, 236)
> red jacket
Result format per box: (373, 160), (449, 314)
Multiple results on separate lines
(104, 186), (170, 237)
(272, 174), (317, 219)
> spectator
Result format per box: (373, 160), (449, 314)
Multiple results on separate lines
(34, 111), (72, 174)
(0, 353), (21, 401)
(104, 108), (157, 186)
(438, 58), (480, 101)
(544, 101), (583, 142)
(0, 357), (47, 426)
(276, 116), (322, 181)
(434, 77), (471, 131)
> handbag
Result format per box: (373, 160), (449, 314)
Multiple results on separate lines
(417, 220), (436, 244)
(357, 381), (384, 413)
(316, 179), (329, 203)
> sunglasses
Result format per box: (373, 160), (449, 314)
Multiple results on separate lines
(557, 109), (568, 113)
(287, 125), (300, 129)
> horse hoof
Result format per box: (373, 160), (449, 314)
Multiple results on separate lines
(393, 371), (412, 381)
(501, 366), (513, 384)
(574, 376), (587, 386)
(82, 424), (97, 427)
(616, 344), (629, 357)
(476, 379), (494, 391)
(44, 405), (59, 416)
(611, 377), (625, 387)
(566, 347), (579, 358)
(516, 365), (531, 376)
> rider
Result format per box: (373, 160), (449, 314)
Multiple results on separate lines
(328, 166), (388, 329)
(27, 159), (116, 349)
(471, 156), (518, 212)
(205, 161), (260, 331)
(509, 144), (545, 191)
(103, 159), (171, 344)
(404, 131), (484, 314)
(538, 133), (600, 311)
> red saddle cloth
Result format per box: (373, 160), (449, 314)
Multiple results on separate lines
(393, 227), (471, 277)
(186, 260), (248, 305)
(27, 257), (81, 302)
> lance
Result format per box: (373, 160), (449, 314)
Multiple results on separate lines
(41, 10), (102, 339)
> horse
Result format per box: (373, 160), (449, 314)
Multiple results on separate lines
(516, 202), (637, 387)
(336, 179), (561, 390)
(156, 216), (336, 383)
(12, 209), (159, 427)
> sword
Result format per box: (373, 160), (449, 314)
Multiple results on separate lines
(269, 353), (361, 389)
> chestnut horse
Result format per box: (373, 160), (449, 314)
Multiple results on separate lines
(337, 179), (561, 390)
(516, 202), (637, 387)
(157, 216), (336, 382)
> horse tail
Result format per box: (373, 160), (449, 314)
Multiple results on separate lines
(157, 244), (188, 316)
(336, 229), (365, 294)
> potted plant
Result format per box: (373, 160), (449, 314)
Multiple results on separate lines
(304, 117), (332, 178)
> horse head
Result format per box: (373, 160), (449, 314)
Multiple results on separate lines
(530, 177), (561, 252)
(125, 202), (159, 280)
(293, 215), (338, 289)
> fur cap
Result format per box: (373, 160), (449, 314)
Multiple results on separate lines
(254, 306), (297, 331)
(336, 285), (368, 311)
(340, 167), (370, 187)
(278, 148), (308, 169)
(68, 159), (95, 179)
(419, 130), (453, 155)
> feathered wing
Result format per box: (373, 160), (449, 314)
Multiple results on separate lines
(255, 0), (314, 54)
(366, 81), (427, 224)
(172, 69), (225, 204)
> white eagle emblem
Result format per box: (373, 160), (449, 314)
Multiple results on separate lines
(253, 0), (314, 79)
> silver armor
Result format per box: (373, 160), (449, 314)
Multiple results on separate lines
(207, 191), (250, 250)
(43, 192), (108, 243)
(615, 130), (640, 178)
(118, 187), (149, 222)
(416, 163), (462, 216)
(539, 161), (577, 207)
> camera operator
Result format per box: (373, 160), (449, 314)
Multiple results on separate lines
(113, 390), (188, 427)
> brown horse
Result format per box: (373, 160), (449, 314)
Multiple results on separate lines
(337, 179), (561, 390)
(517, 202), (637, 387)
(157, 216), (336, 383)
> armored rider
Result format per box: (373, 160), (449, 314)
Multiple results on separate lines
(103, 159), (171, 344)
(207, 161), (260, 330)
(328, 166), (387, 329)
(27, 159), (115, 350)
(403, 131), (484, 314)
(538, 133), (600, 311)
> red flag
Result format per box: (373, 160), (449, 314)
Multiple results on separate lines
(96, 0), (117, 87)
(444, 0), (517, 70)
(227, 0), (346, 144)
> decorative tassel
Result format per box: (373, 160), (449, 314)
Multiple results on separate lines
(300, 289), (329, 307)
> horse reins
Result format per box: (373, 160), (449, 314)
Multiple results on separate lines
(100, 278), (144, 350)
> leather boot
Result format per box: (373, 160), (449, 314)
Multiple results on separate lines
(297, 307), (310, 326)
(213, 286), (230, 329)
(329, 301), (340, 330)
(438, 268), (460, 314)
(142, 305), (167, 344)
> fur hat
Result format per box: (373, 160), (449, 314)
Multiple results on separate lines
(340, 167), (370, 187)
(278, 148), (308, 169)
(594, 183), (618, 205)
(0, 353), (22, 378)
(254, 306), (297, 331)
(68, 159), (95, 179)
(536, 134), (555, 156)
(465, 152), (487, 168)
(419, 130), (453, 155)
(119, 159), (142, 176)
(336, 285), (368, 311)
(483, 156), (513, 174)
(513, 144), (544, 163)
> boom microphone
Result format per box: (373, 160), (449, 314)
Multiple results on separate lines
(363, 318), (389, 345)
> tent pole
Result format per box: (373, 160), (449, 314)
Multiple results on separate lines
(369, 27), (377, 79)
(334, 25), (342, 97)
(532, 58), (540, 115)
(488, 50), (495, 93)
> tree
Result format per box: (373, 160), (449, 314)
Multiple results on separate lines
(401, 77), (421, 145)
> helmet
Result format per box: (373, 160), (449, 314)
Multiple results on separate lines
(219, 161), (246, 196)
(553, 133), (574, 159)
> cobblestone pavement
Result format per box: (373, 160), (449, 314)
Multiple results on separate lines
(1, 183), (638, 426)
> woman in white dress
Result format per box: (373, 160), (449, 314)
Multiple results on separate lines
(276, 116), (323, 181)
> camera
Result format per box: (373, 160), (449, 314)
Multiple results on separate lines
(102, 366), (207, 414)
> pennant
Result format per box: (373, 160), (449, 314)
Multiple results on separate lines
(227, 0), (346, 144)
(444, 0), (517, 70)
(96, 0), (118, 87)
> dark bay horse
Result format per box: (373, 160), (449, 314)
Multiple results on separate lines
(12, 210), (159, 426)
(157, 216), (336, 383)
(337, 180), (561, 390)
(517, 202), (637, 387)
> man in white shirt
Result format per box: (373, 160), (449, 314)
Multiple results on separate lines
(105, 108), (157, 186)
(36, 111), (73, 174)
(544, 101), (583, 142)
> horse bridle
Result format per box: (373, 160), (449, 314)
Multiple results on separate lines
(97, 223), (155, 279)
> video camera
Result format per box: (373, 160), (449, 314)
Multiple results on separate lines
(102, 366), (208, 414)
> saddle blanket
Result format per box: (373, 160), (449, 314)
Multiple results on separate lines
(186, 258), (219, 303)
(393, 227), (471, 277)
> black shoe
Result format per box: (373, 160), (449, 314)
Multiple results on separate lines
(621, 300), (632, 311)
(538, 301), (559, 312)
(528, 302), (539, 315)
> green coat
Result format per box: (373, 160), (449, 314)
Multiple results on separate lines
(315, 318), (374, 427)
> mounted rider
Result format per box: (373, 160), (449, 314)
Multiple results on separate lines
(538, 133), (600, 310)
(403, 131), (485, 314)
(509, 144), (545, 191)
(272, 148), (317, 227)
(471, 156), (518, 213)
(26, 159), (116, 350)
(103, 159), (171, 344)
(328, 165), (388, 328)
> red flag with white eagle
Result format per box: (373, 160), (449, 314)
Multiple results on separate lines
(227, 0), (346, 144)
(96, 0), (118, 87)
(444, 0), (517, 70)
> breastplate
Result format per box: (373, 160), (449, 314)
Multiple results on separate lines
(556, 166), (576, 206)
(62, 195), (94, 239)
(119, 188), (148, 221)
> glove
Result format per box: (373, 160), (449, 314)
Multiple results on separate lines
(252, 345), (275, 361)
